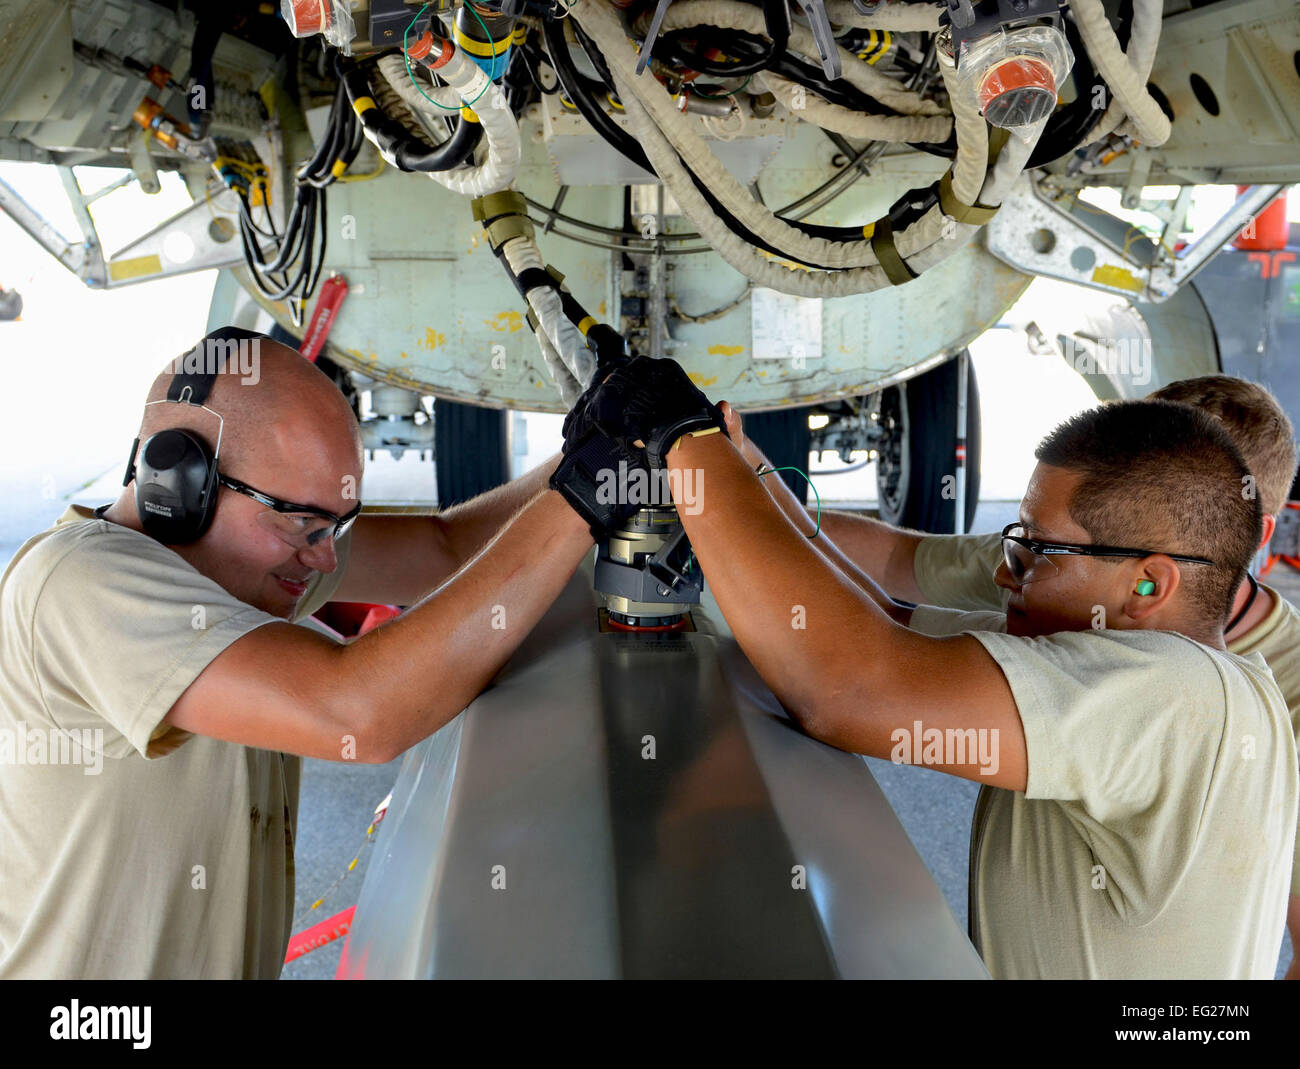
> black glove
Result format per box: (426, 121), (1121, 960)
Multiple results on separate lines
(561, 347), (634, 446)
(566, 355), (728, 469)
(549, 427), (651, 539)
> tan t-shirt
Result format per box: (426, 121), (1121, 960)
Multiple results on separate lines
(1226, 586), (1300, 895)
(915, 531), (1300, 895)
(913, 531), (1007, 612)
(908, 605), (1297, 979)
(0, 505), (350, 979)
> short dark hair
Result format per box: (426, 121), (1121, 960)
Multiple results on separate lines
(1035, 400), (1262, 625)
(1149, 375), (1297, 517)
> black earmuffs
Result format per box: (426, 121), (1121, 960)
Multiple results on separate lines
(120, 326), (267, 544)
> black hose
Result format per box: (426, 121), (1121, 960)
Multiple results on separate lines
(237, 57), (353, 315)
(659, 0), (791, 78)
(664, 28), (894, 117)
(340, 63), (483, 173)
(691, 32), (956, 159)
(402, 115), (482, 172)
(503, 40), (535, 112)
(543, 20), (653, 170)
(304, 85), (354, 187)
(299, 82), (348, 180)
(518, 33), (561, 95)
(549, 19), (874, 251)
(184, 18), (222, 137)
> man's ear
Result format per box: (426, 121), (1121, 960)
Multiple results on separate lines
(1259, 512), (1277, 551)
(1120, 555), (1182, 624)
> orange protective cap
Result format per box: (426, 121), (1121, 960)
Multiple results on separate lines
(285, 0), (332, 36)
(977, 55), (1057, 126)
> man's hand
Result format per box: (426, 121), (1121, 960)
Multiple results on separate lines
(567, 355), (728, 469)
(549, 429), (649, 539)
(553, 356), (647, 539)
(719, 400), (761, 467)
(561, 350), (635, 445)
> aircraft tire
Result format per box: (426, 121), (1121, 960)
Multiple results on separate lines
(875, 354), (981, 534)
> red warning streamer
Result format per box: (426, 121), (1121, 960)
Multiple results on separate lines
(284, 905), (357, 964)
(300, 274), (348, 363)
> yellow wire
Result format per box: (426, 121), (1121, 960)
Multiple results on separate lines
(336, 154), (388, 183)
(1068, 190), (1175, 270)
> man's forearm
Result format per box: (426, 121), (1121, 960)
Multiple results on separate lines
(670, 432), (904, 724)
(666, 432), (1026, 789)
(742, 442), (911, 624)
(436, 453), (561, 567)
(344, 488), (591, 757)
(816, 511), (926, 604)
(166, 488), (594, 763)
(734, 433), (921, 608)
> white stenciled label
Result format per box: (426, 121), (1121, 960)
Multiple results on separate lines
(750, 288), (823, 363)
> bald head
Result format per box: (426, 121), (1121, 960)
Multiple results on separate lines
(104, 328), (366, 616)
(138, 331), (362, 496)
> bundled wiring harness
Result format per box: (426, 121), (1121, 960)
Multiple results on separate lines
(552, 0), (1019, 292)
(518, 0), (1162, 282)
(230, 62), (363, 325)
(264, 0), (1176, 394)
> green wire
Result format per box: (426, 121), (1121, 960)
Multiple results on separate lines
(757, 465), (821, 538)
(402, 2), (497, 112)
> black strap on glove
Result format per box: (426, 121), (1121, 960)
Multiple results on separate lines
(549, 428), (646, 540)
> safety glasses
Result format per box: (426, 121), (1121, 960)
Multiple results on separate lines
(1000, 522), (1216, 585)
(219, 473), (361, 548)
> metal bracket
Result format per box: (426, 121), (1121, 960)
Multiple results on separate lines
(637, 0), (674, 75)
(800, 0), (843, 80)
(0, 171), (97, 282)
(56, 166), (108, 287)
(645, 523), (700, 596)
(984, 175), (1286, 302)
(0, 163), (262, 289)
(943, 0), (1063, 66)
(1147, 184), (1284, 297)
(369, 0), (437, 47)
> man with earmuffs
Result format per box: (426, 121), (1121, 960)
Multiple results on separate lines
(0, 325), (658, 979)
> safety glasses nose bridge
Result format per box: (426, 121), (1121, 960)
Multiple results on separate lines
(1001, 524), (1058, 584)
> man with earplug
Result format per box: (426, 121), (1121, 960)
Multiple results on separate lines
(565, 356), (1296, 980)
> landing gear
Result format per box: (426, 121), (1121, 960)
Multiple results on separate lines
(875, 353), (981, 534)
(433, 399), (510, 508)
